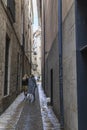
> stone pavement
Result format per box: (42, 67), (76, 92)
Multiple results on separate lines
(0, 93), (24, 130)
(38, 83), (60, 130)
(0, 83), (60, 130)
(16, 87), (43, 130)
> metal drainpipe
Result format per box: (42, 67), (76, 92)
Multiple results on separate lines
(22, 0), (25, 76)
(43, 0), (45, 91)
(30, 35), (32, 75)
(58, 0), (64, 128)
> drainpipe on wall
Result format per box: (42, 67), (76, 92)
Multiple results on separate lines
(58, 0), (64, 128)
(30, 35), (32, 75)
(43, 0), (45, 91)
(22, 0), (25, 76)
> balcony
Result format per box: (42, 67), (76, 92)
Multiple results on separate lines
(7, 0), (15, 22)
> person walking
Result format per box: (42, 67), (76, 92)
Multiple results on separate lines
(22, 74), (28, 100)
(28, 74), (37, 102)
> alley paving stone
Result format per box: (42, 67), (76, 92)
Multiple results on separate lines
(38, 83), (60, 130)
(0, 93), (24, 130)
(0, 84), (60, 130)
(16, 88), (43, 130)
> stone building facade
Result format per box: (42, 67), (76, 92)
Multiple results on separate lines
(23, 0), (33, 75)
(32, 28), (41, 80)
(35, 29), (41, 80)
(0, 0), (33, 114)
(37, 0), (87, 130)
(37, 0), (59, 120)
(62, 1), (78, 130)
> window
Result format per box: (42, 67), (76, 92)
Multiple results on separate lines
(7, 0), (15, 22)
(4, 34), (10, 96)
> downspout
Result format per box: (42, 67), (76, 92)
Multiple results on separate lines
(30, 31), (32, 75)
(29, 1), (32, 75)
(58, 0), (64, 128)
(43, 0), (45, 91)
(22, 0), (25, 76)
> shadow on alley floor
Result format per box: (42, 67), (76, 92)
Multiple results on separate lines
(16, 87), (43, 130)
(0, 83), (60, 130)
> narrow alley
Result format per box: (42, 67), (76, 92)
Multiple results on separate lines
(0, 0), (87, 130)
(0, 83), (60, 130)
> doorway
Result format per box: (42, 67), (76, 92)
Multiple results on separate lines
(4, 34), (10, 96)
(76, 0), (87, 130)
(50, 69), (53, 106)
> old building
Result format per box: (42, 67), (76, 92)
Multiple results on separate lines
(32, 28), (41, 80)
(0, 0), (33, 114)
(37, 0), (59, 122)
(23, 0), (33, 75)
(37, 0), (87, 130)
(35, 28), (41, 80)
(62, 1), (78, 130)
(31, 36), (37, 76)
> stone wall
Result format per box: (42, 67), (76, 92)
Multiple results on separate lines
(62, 1), (78, 130)
(41, 0), (79, 130)
(14, 0), (22, 44)
(0, 0), (23, 114)
(41, 0), (60, 117)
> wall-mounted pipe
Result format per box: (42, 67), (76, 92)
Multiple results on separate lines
(58, 0), (64, 128)
(43, 0), (45, 91)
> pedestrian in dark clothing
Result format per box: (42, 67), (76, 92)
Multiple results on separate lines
(28, 74), (37, 102)
(22, 74), (28, 100)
